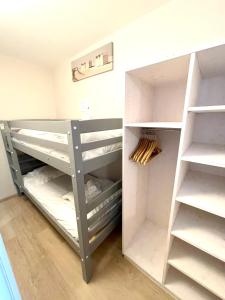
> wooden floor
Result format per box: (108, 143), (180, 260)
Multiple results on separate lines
(0, 196), (173, 300)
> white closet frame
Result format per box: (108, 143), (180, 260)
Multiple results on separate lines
(123, 43), (225, 300)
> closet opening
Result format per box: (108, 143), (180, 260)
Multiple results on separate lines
(123, 126), (180, 283)
(176, 162), (225, 219)
(190, 44), (225, 108)
(182, 111), (225, 168)
(124, 54), (190, 125)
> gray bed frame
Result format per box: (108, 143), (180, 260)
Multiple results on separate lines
(0, 119), (122, 283)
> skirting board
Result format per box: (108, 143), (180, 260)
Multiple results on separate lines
(123, 255), (177, 300)
(0, 194), (17, 202)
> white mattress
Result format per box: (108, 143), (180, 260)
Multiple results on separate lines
(23, 166), (117, 240)
(12, 128), (122, 162)
(26, 175), (78, 238)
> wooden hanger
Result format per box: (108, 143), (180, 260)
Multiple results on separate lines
(129, 131), (161, 165)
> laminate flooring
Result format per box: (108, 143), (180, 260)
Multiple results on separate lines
(0, 196), (173, 300)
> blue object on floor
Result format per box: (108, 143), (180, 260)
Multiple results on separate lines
(0, 235), (21, 300)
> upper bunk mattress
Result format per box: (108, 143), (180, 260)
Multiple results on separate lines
(12, 128), (122, 162)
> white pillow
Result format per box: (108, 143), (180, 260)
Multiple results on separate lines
(23, 166), (63, 187)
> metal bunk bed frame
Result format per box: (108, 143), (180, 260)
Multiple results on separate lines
(0, 119), (122, 283)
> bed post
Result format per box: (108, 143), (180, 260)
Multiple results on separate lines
(67, 120), (92, 283)
(0, 121), (23, 195)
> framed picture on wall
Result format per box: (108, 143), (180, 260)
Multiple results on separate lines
(71, 42), (113, 82)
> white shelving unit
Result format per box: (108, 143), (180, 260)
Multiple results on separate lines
(176, 170), (225, 218)
(123, 54), (189, 286)
(171, 204), (225, 263)
(168, 238), (225, 299)
(188, 105), (225, 112)
(182, 142), (225, 168)
(125, 122), (182, 129)
(165, 267), (220, 300)
(123, 43), (225, 299)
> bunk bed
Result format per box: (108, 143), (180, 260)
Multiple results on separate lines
(1, 119), (122, 283)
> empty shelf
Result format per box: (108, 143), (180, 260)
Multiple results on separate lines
(176, 170), (225, 218)
(188, 105), (225, 113)
(124, 220), (167, 283)
(168, 238), (225, 299)
(171, 204), (225, 263)
(182, 142), (225, 168)
(166, 267), (220, 300)
(125, 122), (182, 129)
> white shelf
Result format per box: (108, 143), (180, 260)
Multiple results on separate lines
(182, 142), (225, 168)
(171, 205), (225, 263)
(166, 267), (220, 300)
(168, 238), (225, 299)
(124, 122), (182, 129)
(176, 170), (225, 218)
(188, 105), (225, 113)
(124, 220), (167, 283)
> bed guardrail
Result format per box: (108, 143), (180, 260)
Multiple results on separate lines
(87, 193), (122, 228)
(83, 149), (122, 174)
(11, 132), (69, 152)
(86, 180), (122, 213)
(9, 118), (122, 134)
(87, 179), (122, 253)
(9, 120), (69, 133)
(11, 140), (71, 175)
(88, 213), (121, 255)
(81, 136), (122, 152)
(79, 119), (122, 133)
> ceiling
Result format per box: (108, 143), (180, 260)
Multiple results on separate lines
(0, 0), (169, 68)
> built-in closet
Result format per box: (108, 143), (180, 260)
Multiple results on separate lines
(123, 43), (225, 300)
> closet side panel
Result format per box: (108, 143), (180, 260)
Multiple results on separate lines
(124, 74), (153, 123)
(146, 130), (180, 228)
(123, 127), (149, 250)
(162, 53), (199, 282)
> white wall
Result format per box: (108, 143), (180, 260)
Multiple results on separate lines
(0, 54), (56, 200)
(2, 0), (225, 199)
(53, 0), (225, 119)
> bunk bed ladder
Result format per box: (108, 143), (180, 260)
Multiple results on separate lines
(1, 122), (23, 194)
(67, 120), (92, 283)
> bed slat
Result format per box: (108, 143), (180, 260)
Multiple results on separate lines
(87, 193), (122, 227)
(81, 136), (122, 152)
(83, 149), (122, 174)
(79, 119), (122, 133)
(88, 213), (121, 255)
(87, 180), (122, 213)
(88, 202), (122, 239)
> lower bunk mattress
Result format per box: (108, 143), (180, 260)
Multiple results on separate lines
(23, 166), (120, 241)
